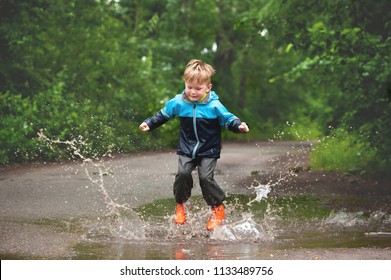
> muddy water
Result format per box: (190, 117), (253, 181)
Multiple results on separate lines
(1, 141), (391, 259)
(69, 194), (391, 260)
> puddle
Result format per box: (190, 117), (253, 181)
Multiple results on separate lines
(61, 194), (391, 259)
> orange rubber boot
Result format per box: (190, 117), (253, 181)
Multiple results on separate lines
(206, 204), (225, 231)
(174, 203), (186, 225)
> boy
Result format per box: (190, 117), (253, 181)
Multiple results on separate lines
(139, 59), (249, 231)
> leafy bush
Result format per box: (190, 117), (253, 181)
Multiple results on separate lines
(309, 129), (383, 175)
(0, 84), (162, 165)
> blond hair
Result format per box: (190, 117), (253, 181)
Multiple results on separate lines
(183, 59), (215, 84)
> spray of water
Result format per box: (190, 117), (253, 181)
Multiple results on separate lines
(212, 173), (299, 241)
(210, 214), (274, 241)
(37, 130), (283, 243)
(31, 126), (391, 259)
(246, 180), (271, 206)
(38, 128), (389, 246)
(38, 130), (123, 215)
(37, 129), (146, 240)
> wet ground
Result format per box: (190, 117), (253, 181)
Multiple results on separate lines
(1, 141), (390, 259)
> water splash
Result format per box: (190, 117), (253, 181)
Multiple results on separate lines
(83, 213), (146, 241)
(35, 131), (361, 243)
(38, 130), (126, 215)
(246, 165), (299, 206)
(37, 130), (146, 240)
(246, 180), (271, 205)
(211, 214), (274, 241)
(37, 129), (310, 245)
(324, 210), (391, 229)
(324, 211), (366, 227)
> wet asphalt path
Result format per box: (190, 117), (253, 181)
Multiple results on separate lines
(0, 141), (309, 258)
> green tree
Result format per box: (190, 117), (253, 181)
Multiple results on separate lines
(249, 0), (391, 173)
(1, 0), (390, 175)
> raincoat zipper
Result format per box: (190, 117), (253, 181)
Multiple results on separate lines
(191, 104), (200, 159)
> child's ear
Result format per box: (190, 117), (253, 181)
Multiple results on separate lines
(208, 83), (212, 91)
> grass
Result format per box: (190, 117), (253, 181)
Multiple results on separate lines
(133, 194), (332, 222)
(309, 130), (379, 175)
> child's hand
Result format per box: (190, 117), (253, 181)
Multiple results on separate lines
(238, 122), (249, 133)
(139, 122), (150, 132)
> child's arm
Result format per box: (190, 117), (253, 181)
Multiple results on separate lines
(138, 96), (178, 132)
(214, 101), (249, 133)
(139, 110), (170, 132)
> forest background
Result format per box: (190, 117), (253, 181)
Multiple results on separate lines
(0, 0), (390, 175)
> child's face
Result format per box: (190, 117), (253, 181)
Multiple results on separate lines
(184, 80), (212, 102)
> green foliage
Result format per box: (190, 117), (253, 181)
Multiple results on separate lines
(248, 0), (391, 173)
(0, 0), (168, 164)
(1, 0), (390, 176)
(0, 83), (154, 164)
(310, 129), (384, 175)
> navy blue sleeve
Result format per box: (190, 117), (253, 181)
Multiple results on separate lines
(143, 96), (180, 131)
(227, 118), (243, 133)
(144, 111), (169, 131)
